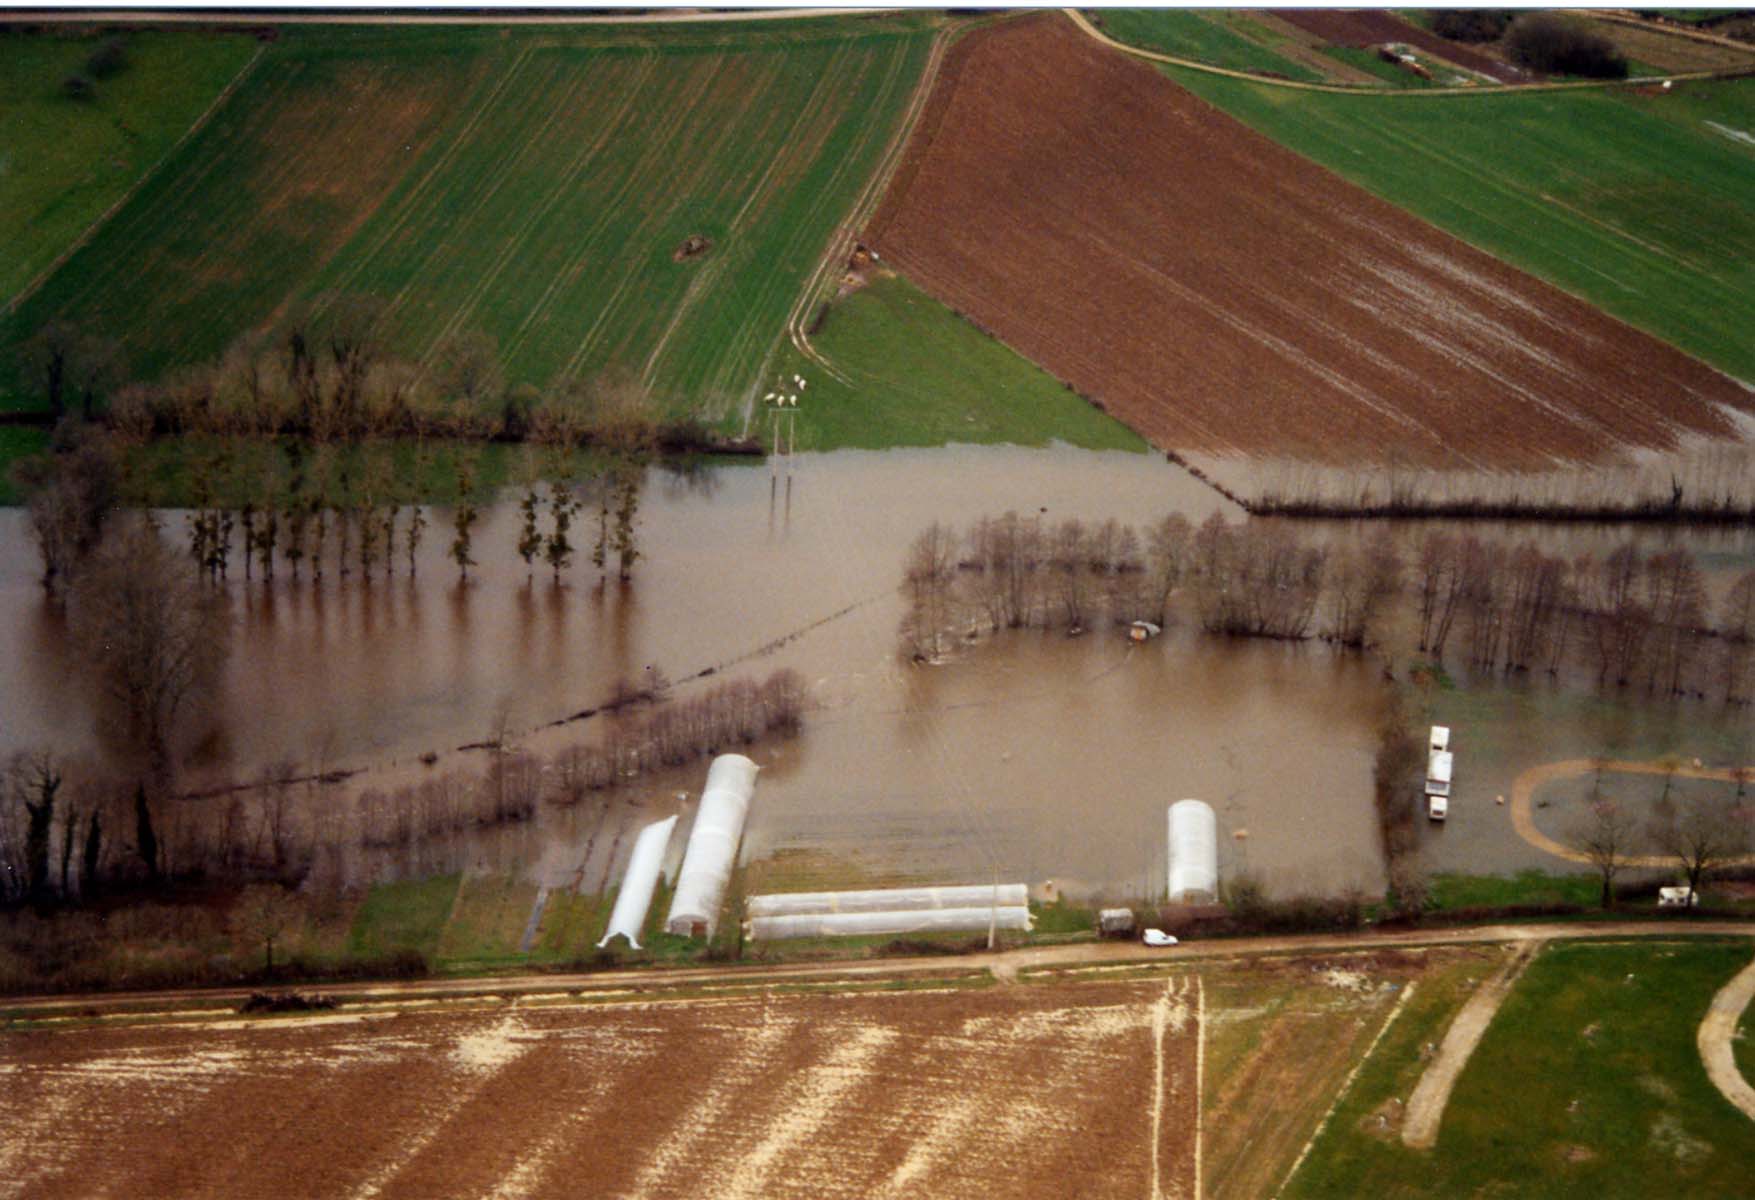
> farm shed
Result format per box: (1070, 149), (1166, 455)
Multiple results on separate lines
(664, 754), (759, 937)
(596, 814), (678, 950)
(1098, 908), (1136, 937)
(748, 905), (1033, 941)
(747, 883), (1029, 918)
(1168, 799), (1218, 904)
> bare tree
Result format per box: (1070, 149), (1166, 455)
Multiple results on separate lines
(70, 518), (226, 787)
(901, 521), (957, 660)
(1571, 782), (1637, 908)
(1144, 513), (1191, 627)
(1719, 570), (1755, 703)
(231, 884), (303, 976)
(9, 429), (117, 597)
(1649, 787), (1753, 902)
(1644, 549), (1705, 696)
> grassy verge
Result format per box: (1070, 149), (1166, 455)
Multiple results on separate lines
(433, 873), (540, 970)
(1288, 940), (1755, 1197)
(1166, 69), (1755, 384)
(1429, 870), (1599, 912)
(1090, 9), (1322, 82)
(0, 28), (259, 303)
(345, 873), (459, 962)
(773, 272), (1147, 452)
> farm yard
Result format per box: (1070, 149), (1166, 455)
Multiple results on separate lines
(1, 17), (938, 413)
(865, 14), (1755, 476)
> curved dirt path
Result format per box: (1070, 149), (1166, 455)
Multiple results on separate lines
(1698, 943), (1755, 1121)
(1509, 757), (1755, 868)
(1400, 939), (1542, 1149)
(1063, 7), (1732, 97)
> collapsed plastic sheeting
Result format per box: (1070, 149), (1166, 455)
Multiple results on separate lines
(596, 814), (678, 950)
(665, 754), (759, 937)
(747, 883), (1028, 919)
(1168, 798), (1218, 903)
(748, 905), (1033, 941)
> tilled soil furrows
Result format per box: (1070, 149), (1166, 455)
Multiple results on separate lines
(865, 14), (1754, 470)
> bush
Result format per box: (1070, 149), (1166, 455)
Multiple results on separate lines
(1504, 14), (1629, 78)
(1430, 9), (1515, 44)
(86, 37), (129, 80)
(61, 73), (96, 101)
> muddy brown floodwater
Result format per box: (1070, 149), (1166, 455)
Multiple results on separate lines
(4, 444), (1753, 899)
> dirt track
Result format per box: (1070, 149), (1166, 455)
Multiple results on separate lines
(1400, 939), (1541, 1148)
(866, 14), (1755, 471)
(1698, 948), (1755, 1122)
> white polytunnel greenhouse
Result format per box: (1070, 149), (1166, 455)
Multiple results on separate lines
(746, 883), (1028, 919)
(595, 814), (678, 950)
(664, 753), (759, 937)
(1168, 798), (1218, 903)
(748, 905), (1033, 941)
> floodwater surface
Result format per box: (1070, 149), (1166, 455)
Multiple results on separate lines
(5, 443), (1753, 898)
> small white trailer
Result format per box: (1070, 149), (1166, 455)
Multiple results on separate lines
(1426, 749), (1453, 821)
(1429, 725), (1450, 753)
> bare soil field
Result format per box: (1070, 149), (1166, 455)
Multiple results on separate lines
(865, 14), (1754, 471)
(0, 978), (1200, 1200)
(1266, 9), (1527, 83)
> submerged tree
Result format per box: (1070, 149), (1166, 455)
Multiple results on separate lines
(70, 518), (227, 788)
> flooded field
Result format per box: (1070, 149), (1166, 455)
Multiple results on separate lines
(5, 443), (1755, 900)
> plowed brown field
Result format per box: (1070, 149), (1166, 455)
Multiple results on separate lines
(0, 980), (1200, 1200)
(865, 15), (1755, 470)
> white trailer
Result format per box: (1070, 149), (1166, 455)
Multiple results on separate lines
(1429, 725), (1450, 753)
(1426, 749), (1454, 821)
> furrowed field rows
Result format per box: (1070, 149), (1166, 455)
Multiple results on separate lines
(0, 981), (1199, 1199)
(866, 14), (1755, 469)
(1, 24), (935, 412)
(1168, 65), (1755, 386)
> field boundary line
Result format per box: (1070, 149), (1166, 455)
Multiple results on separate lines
(1697, 940), (1755, 1121)
(1060, 7), (1732, 98)
(1401, 941), (1541, 1150)
(1273, 979), (1417, 1198)
(3, 43), (266, 318)
(766, 26), (950, 407)
(1194, 973), (1205, 1200)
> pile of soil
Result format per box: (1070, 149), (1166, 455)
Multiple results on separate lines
(672, 234), (713, 262)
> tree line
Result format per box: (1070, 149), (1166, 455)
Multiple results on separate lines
(0, 668), (806, 908)
(900, 510), (1755, 702)
(19, 300), (723, 451)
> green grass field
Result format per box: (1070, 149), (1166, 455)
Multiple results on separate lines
(2, 18), (937, 414)
(771, 273), (1147, 452)
(1287, 939), (1755, 1197)
(0, 28), (258, 304)
(1093, 9), (1322, 82)
(346, 872), (459, 961)
(1166, 69), (1755, 384)
(0, 427), (51, 504)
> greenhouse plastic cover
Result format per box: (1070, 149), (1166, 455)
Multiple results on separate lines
(747, 883), (1028, 918)
(596, 814), (677, 950)
(664, 754), (759, 936)
(748, 905), (1033, 941)
(1168, 798), (1218, 903)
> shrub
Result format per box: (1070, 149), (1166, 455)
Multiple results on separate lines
(86, 37), (129, 80)
(61, 73), (96, 101)
(1430, 9), (1515, 44)
(1504, 14), (1629, 78)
